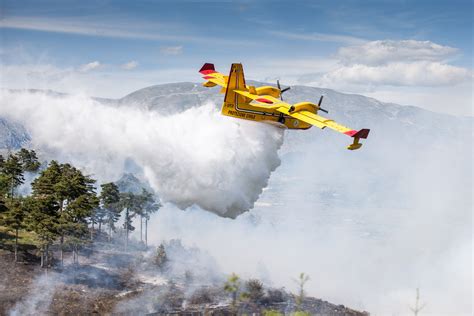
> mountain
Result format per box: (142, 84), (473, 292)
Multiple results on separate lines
(0, 117), (30, 150)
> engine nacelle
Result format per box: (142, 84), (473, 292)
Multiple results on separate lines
(255, 86), (281, 98)
(288, 102), (317, 113)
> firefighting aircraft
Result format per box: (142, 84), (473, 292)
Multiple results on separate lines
(199, 63), (370, 150)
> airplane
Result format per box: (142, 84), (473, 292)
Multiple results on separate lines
(199, 63), (370, 150)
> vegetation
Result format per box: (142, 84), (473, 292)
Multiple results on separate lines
(154, 243), (168, 271)
(243, 278), (265, 303)
(224, 273), (241, 308)
(294, 272), (310, 311)
(0, 147), (161, 268)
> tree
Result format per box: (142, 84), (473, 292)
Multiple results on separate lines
(54, 163), (98, 265)
(0, 173), (10, 213)
(100, 182), (121, 242)
(410, 288), (426, 316)
(0, 198), (27, 262)
(154, 243), (168, 272)
(119, 192), (140, 249)
(16, 148), (41, 172)
(244, 279), (265, 303)
(224, 273), (241, 308)
(25, 196), (59, 268)
(30, 160), (98, 267)
(139, 189), (161, 247)
(63, 193), (99, 264)
(1, 154), (24, 198)
(294, 273), (310, 311)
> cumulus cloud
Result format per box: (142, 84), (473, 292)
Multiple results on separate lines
(160, 45), (183, 55)
(313, 40), (471, 88)
(78, 61), (101, 72)
(320, 61), (470, 87)
(337, 40), (458, 66)
(121, 60), (139, 70)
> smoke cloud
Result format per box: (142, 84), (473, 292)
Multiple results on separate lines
(0, 90), (283, 217)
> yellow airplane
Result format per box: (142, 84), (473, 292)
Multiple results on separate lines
(199, 63), (370, 150)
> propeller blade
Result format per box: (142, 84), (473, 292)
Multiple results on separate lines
(317, 95), (328, 113)
(281, 87), (291, 93)
(277, 80), (281, 90)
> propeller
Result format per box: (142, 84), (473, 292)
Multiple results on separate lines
(317, 95), (329, 113)
(277, 80), (291, 101)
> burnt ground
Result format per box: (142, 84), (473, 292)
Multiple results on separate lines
(0, 245), (370, 316)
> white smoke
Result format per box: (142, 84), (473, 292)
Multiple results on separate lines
(0, 90), (283, 217)
(9, 273), (59, 316)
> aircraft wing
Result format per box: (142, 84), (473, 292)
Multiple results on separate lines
(277, 107), (370, 150)
(233, 91), (370, 150)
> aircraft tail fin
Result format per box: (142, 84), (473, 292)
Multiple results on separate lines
(224, 63), (248, 105)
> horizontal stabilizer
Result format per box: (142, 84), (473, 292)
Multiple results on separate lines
(199, 63), (216, 74)
(344, 128), (370, 139)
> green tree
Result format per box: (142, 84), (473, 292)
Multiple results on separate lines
(139, 189), (161, 247)
(2, 154), (24, 198)
(54, 163), (98, 265)
(25, 196), (59, 268)
(244, 279), (265, 303)
(224, 273), (241, 308)
(154, 243), (168, 271)
(0, 173), (10, 213)
(16, 148), (41, 172)
(119, 192), (140, 249)
(0, 198), (27, 262)
(100, 182), (121, 242)
(294, 273), (310, 311)
(30, 160), (98, 267)
(62, 193), (99, 264)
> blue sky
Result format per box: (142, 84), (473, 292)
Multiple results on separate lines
(1, 0), (472, 115)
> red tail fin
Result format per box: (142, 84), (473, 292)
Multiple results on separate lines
(199, 63), (216, 74)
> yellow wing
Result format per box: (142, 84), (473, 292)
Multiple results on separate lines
(233, 91), (370, 150)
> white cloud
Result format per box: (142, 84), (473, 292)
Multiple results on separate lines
(78, 61), (101, 72)
(304, 40), (472, 91)
(160, 45), (183, 55)
(319, 61), (471, 87)
(337, 40), (459, 66)
(121, 60), (139, 70)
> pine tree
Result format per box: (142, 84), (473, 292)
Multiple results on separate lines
(30, 160), (61, 267)
(0, 198), (27, 262)
(25, 196), (59, 268)
(2, 154), (24, 198)
(119, 192), (140, 250)
(154, 243), (168, 271)
(0, 173), (9, 213)
(30, 160), (98, 267)
(54, 163), (98, 265)
(140, 189), (161, 248)
(100, 182), (121, 242)
(16, 148), (41, 172)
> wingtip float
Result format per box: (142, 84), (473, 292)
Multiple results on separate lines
(199, 63), (370, 150)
